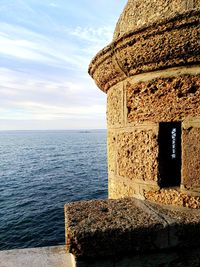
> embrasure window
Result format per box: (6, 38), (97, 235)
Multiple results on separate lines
(158, 122), (181, 188)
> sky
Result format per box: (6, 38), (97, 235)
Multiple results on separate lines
(0, 0), (127, 130)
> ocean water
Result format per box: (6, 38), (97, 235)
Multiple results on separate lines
(0, 130), (107, 250)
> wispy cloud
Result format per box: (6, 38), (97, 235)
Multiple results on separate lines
(0, 67), (106, 122)
(0, 0), (127, 130)
(69, 25), (113, 44)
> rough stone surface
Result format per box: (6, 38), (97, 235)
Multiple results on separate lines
(89, 11), (200, 92)
(107, 84), (123, 127)
(113, 0), (200, 40)
(126, 75), (200, 122)
(65, 198), (200, 261)
(65, 198), (167, 260)
(146, 201), (200, 249)
(108, 176), (138, 199)
(145, 189), (200, 209)
(90, 49), (126, 93)
(115, 14), (200, 77)
(107, 131), (117, 174)
(108, 175), (159, 199)
(117, 130), (158, 181)
(89, 0), (200, 209)
(182, 127), (200, 189)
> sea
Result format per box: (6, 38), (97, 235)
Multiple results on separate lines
(0, 130), (107, 250)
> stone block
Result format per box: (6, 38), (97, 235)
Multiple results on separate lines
(145, 201), (200, 248)
(145, 189), (200, 209)
(65, 198), (200, 263)
(117, 130), (158, 182)
(65, 198), (168, 261)
(126, 75), (200, 123)
(182, 127), (200, 190)
(107, 83), (124, 128)
(107, 131), (117, 174)
(108, 175), (139, 199)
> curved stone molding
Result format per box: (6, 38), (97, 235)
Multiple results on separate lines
(88, 11), (200, 93)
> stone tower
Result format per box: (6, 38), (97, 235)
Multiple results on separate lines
(89, 0), (200, 204)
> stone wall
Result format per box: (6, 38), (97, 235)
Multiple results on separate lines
(182, 118), (200, 191)
(89, 1), (200, 203)
(106, 66), (200, 200)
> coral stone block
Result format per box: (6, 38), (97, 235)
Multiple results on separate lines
(117, 130), (158, 182)
(182, 126), (200, 190)
(107, 84), (124, 127)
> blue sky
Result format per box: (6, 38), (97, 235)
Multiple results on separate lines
(0, 0), (127, 130)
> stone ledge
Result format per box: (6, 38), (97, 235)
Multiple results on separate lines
(0, 246), (75, 267)
(65, 198), (200, 261)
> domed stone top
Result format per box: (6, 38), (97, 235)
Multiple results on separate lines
(113, 0), (200, 40)
(88, 0), (200, 92)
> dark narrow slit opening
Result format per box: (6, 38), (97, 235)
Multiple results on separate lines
(158, 122), (181, 188)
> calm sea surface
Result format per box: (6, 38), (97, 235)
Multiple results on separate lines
(0, 130), (107, 250)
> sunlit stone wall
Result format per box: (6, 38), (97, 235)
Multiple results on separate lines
(89, 0), (200, 204)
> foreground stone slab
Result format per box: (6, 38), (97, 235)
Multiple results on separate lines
(0, 246), (75, 267)
(65, 198), (200, 263)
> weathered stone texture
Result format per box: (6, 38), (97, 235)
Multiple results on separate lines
(89, 0), (200, 204)
(65, 198), (200, 261)
(146, 201), (200, 248)
(109, 175), (159, 199)
(115, 16), (200, 76)
(145, 189), (200, 209)
(107, 84), (123, 127)
(89, 49), (127, 92)
(183, 117), (200, 129)
(108, 176), (138, 199)
(182, 127), (200, 190)
(65, 198), (167, 260)
(117, 130), (158, 182)
(89, 12), (200, 92)
(107, 131), (117, 174)
(126, 75), (200, 122)
(113, 0), (200, 40)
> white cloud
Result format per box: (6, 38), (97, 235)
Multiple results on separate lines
(0, 26), (75, 68)
(69, 25), (113, 44)
(0, 101), (106, 121)
(0, 67), (106, 123)
(0, 0), (127, 130)
(0, 19), (115, 71)
(0, 35), (49, 62)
